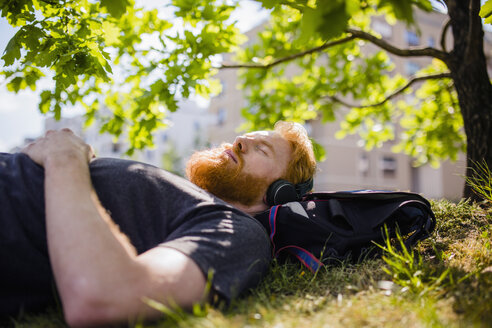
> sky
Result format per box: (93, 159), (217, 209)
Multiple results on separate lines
(0, 17), (45, 151)
(0, 0), (269, 152)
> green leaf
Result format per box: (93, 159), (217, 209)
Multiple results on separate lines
(413, 0), (433, 12)
(100, 0), (130, 18)
(2, 33), (21, 66)
(481, 0), (492, 24)
(378, 0), (414, 23)
(7, 76), (25, 92)
(311, 138), (326, 162)
(257, 0), (279, 10)
(300, 1), (349, 41)
(480, 0), (492, 19)
(299, 7), (322, 42)
(102, 21), (120, 45)
(317, 2), (350, 40)
(39, 90), (53, 114)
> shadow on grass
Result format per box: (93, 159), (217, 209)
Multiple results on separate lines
(2, 199), (490, 327)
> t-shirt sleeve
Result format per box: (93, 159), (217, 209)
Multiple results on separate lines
(159, 209), (271, 302)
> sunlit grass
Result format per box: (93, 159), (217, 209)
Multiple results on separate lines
(465, 160), (492, 203)
(4, 199), (491, 328)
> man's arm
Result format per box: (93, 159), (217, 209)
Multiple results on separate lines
(22, 130), (206, 327)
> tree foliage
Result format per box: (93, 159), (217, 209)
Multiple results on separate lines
(481, 0), (492, 24)
(1, 0), (491, 195)
(1, 0), (242, 154)
(232, 1), (468, 168)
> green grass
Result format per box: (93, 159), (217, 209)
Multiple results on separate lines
(3, 199), (491, 328)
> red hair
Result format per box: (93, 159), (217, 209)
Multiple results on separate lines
(274, 121), (317, 185)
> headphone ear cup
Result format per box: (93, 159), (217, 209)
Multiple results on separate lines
(295, 178), (314, 198)
(266, 180), (298, 206)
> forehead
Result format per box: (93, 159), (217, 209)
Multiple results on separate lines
(245, 130), (274, 137)
(246, 130), (292, 157)
(245, 130), (283, 144)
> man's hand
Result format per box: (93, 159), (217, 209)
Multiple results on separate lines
(21, 128), (95, 167)
(29, 129), (206, 326)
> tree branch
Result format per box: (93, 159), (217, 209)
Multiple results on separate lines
(326, 72), (452, 109)
(346, 28), (449, 62)
(218, 35), (356, 69)
(218, 28), (450, 71)
(440, 18), (451, 52)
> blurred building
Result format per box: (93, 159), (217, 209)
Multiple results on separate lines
(208, 10), (492, 201)
(44, 100), (212, 175)
(9, 137), (37, 153)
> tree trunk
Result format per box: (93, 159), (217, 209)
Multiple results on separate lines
(445, 0), (492, 201)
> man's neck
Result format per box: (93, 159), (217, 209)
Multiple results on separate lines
(227, 201), (269, 216)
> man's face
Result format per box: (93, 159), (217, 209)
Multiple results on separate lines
(186, 131), (292, 206)
(229, 131), (292, 182)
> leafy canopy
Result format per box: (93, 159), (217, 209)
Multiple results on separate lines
(1, 0), (489, 163)
(1, 0), (242, 154)
(235, 0), (464, 166)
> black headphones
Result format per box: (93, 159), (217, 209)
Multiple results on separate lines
(265, 178), (314, 206)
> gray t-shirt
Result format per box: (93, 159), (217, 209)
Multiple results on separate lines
(0, 153), (271, 315)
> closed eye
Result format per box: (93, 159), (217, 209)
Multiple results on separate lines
(257, 145), (269, 156)
(260, 140), (274, 156)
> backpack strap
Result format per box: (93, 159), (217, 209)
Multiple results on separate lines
(268, 205), (324, 273)
(268, 205), (280, 254)
(278, 245), (324, 273)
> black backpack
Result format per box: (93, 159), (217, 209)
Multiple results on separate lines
(255, 190), (436, 272)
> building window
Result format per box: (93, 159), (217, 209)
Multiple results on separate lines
(194, 120), (201, 131)
(217, 108), (226, 126)
(359, 153), (370, 176)
(427, 36), (435, 47)
(380, 156), (397, 178)
(304, 121), (313, 136)
(220, 81), (226, 96)
(112, 142), (121, 153)
(146, 149), (154, 161)
(372, 20), (392, 39)
(405, 30), (420, 46)
(405, 61), (420, 76)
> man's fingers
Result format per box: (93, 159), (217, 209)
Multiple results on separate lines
(61, 128), (74, 134)
(22, 138), (41, 153)
(45, 128), (73, 136)
(88, 145), (96, 160)
(24, 141), (35, 149)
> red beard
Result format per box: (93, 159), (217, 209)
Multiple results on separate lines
(186, 144), (269, 206)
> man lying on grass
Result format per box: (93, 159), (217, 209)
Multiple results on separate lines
(0, 121), (316, 327)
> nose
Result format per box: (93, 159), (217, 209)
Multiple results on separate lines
(233, 135), (252, 153)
